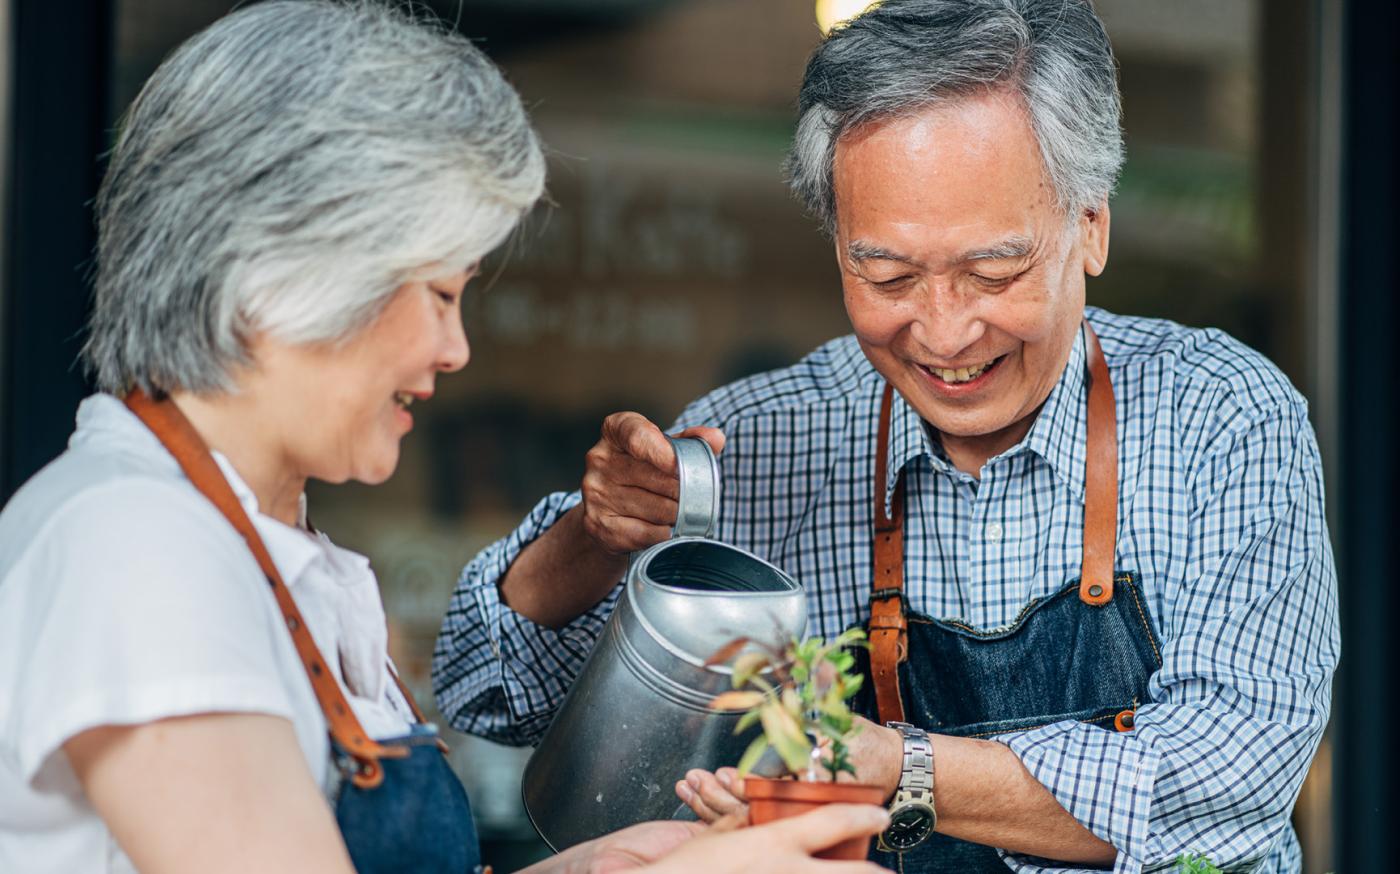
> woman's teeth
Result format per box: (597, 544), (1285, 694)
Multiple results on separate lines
(929, 360), (994, 384)
(394, 391), (415, 409)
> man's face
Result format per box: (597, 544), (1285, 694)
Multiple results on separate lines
(832, 91), (1109, 455)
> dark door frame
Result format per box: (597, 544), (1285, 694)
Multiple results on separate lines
(1, 0), (111, 501)
(1334, 0), (1397, 871)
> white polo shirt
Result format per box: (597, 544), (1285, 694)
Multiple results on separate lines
(0, 394), (413, 873)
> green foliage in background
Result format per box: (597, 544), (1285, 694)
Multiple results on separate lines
(1175, 854), (1222, 873)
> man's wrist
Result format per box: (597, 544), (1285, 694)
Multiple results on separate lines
(878, 723), (904, 803)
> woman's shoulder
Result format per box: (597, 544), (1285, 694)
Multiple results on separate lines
(1, 437), (245, 578)
(0, 432), (317, 790)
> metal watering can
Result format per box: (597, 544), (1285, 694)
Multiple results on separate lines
(521, 437), (807, 850)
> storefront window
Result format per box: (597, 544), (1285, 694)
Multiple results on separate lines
(106, 1), (1328, 868)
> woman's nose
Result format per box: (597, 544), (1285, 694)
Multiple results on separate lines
(440, 317), (470, 372)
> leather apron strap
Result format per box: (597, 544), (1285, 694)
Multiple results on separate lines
(1078, 323), (1118, 606)
(869, 322), (1119, 726)
(869, 382), (909, 724)
(124, 388), (409, 788)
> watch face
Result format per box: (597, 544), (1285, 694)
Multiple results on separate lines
(884, 804), (935, 851)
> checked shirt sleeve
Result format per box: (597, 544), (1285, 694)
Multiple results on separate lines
(431, 490), (624, 746)
(998, 399), (1339, 874)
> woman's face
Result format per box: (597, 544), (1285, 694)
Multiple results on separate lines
(248, 267), (473, 487)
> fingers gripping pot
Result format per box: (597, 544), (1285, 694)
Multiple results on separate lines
(521, 437), (807, 850)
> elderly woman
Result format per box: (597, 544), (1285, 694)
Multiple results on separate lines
(0, 3), (889, 873)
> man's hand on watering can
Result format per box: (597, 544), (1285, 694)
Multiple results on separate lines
(496, 413), (724, 629)
(581, 412), (726, 554)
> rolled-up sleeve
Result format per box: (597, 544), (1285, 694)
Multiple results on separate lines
(431, 490), (624, 745)
(998, 400), (1340, 873)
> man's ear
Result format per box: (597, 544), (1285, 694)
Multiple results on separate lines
(1080, 200), (1111, 277)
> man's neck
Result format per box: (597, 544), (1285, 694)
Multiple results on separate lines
(931, 414), (1038, 479)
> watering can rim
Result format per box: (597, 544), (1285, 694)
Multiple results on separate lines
(627, 536), (805, 673)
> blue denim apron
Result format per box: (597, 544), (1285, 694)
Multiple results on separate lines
(853, 326), (1161, 873)
(332, 722), (482, 874)
(124, 390), (483, 874)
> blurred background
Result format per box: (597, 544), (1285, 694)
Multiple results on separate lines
(3, 0), (1394, 871)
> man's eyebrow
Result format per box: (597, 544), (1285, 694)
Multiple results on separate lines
(957, 235), (1035, 263)
(847, 241), (919, 265)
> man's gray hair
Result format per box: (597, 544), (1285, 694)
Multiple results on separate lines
(85, 0), (545, 395)
(788, 0), (1123, 235)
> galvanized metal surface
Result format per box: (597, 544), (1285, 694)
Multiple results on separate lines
(521, 438), (806, 850)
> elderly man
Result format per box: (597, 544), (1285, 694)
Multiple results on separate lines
(434, 1), (1338, 871)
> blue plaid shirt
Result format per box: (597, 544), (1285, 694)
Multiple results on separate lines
(434, 308), (1338, 874)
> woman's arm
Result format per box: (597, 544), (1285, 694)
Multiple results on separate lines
(524, 804), (889, 874)
(65, 712), (355, 874)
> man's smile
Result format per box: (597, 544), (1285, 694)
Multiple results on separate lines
(914, 354), (1007, 391)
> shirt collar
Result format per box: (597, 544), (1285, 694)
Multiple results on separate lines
(75, 393), (323, 585)
(1020, 324), (1090, 501)
(881, 383), (938, 518)
(878, 323), (1091, 512)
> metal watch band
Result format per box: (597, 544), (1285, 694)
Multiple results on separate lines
(890, 721), (935, 810)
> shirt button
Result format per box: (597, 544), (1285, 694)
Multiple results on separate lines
(984, 522), (1004, 542)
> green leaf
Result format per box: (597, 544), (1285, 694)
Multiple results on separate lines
(781, 687), (803, 715)
(843, 673), (864, 697)
(735, 708), (763, 734)
(736, 735), (771, 777)
(835, 628), (868, 647)
(760, 703), (813, 773)
(1174, 855), (1223, 874)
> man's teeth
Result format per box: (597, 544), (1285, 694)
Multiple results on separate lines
(929, 361), (993, 384)
(394, 391), (415, 408)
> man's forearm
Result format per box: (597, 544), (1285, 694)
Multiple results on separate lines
(498, 504), (630, 629)
(933, 734), (1116, 866)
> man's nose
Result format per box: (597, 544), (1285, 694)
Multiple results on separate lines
(908, 282), (985, 360)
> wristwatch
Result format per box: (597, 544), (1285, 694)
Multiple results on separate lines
(879, 721), (937, 852)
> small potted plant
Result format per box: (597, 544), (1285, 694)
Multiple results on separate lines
(705, 628), (884, 860)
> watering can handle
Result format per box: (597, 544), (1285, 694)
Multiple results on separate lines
(667, 435), (720, 539)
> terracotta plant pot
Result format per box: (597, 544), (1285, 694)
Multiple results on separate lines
(742, 777), (886, 860)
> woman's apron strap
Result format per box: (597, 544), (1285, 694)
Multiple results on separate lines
(867, 321), (1120, 725)
(123, 388), (411, 788)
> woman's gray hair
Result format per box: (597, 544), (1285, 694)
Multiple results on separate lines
(788, 0), (1123, 236)
(86, 0), (545, 395)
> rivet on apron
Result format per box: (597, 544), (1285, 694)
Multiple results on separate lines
(1114, 709), (1136, 732)
(1088, 584), (1104, 598)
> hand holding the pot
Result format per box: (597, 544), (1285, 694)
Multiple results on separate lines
(676, 717), (904, 824)
(642, 805), (889, 874)
(580, 412), (726, 554)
